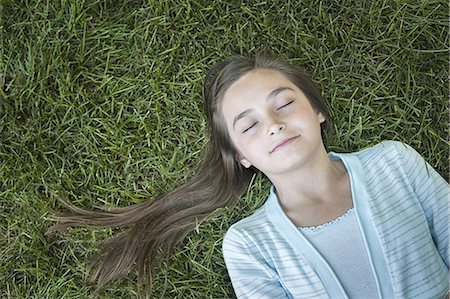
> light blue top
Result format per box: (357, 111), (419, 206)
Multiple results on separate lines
(223, 141), (449, 298)
(300, 208), (379, 298)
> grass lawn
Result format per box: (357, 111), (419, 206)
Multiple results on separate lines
(1, 0), (448, 298)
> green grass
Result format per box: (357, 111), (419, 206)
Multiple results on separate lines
(0, 0), (448, 298)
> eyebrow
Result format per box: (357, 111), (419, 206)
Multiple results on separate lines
(232, 87), (293, 129)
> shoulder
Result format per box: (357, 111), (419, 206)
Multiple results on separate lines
(351, 140), (422, 164)
(223, 206), (269, 245)
(331, 140), (428, 181)
(222, 200), (285, 251)
(357, 140), (409, 156)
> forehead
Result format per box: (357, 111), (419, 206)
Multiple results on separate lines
(221, 69), (298, 117)
(223, 68), (295, 102)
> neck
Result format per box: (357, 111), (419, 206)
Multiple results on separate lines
(267, 148), (347, 209)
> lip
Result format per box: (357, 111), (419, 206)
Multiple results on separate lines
(270, 135), (300, 154)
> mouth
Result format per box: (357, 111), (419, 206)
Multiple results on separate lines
(270, 135), (300, 154)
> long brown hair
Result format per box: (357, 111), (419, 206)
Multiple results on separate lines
(48, 54), (331, 295)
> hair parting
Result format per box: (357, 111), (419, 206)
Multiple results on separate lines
(48, 53), (331, 296)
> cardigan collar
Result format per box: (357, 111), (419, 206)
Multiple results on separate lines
(264, 150), (394, 299)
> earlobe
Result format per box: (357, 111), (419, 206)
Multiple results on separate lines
(240, 159), (252, 168)
(318, 112), (326, 123)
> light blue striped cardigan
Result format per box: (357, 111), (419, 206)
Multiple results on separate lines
(223, 141), (449, 299)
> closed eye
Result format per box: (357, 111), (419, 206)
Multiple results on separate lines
(277, 100), (294, 110)
(243, 122), (258, 133)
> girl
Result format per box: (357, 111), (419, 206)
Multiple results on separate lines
(49, 55), (449, 298)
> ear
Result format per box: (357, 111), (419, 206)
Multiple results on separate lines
(240, 158), (252, 168)
(318, 112), (326, 124)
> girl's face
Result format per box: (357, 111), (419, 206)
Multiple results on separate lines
(221, 68), (326, 177)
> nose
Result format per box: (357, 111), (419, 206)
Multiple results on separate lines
(268, 118), (286, 136)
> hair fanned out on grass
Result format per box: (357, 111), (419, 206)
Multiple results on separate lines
(48, 140), (254, 293)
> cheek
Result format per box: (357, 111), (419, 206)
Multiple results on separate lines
(292, 105), (320, 124)
(232, 135), (260, 158)
(233, 137), (250, 153)
(228, 134), (246, 154)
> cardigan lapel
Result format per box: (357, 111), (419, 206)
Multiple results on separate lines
(265, 187), (349, 298)
(331, 151), (395, 299)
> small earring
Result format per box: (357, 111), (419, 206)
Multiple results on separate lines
(240, 159), (251, 168)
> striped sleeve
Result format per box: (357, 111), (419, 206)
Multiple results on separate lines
(397, 142), (450, 267)
(222, 228), (290, 299)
